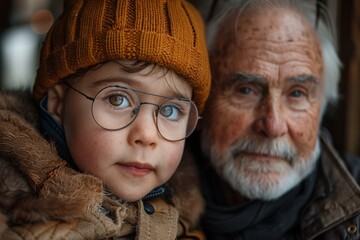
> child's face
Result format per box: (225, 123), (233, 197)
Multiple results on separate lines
(48, 61), (192, 202)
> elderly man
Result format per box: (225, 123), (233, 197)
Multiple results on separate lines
(185, 0), (360, 239)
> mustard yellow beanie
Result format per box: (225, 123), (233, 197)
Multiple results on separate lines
(33, 0), (211, 112)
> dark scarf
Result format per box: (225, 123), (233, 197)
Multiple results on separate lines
(201, 165), (317, 240)
(187, 133), (318, 240)
(39, 96), (77, 169)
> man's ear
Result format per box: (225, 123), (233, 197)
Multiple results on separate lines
(47, 84), (67, 124)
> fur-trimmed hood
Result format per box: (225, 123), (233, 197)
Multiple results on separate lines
(0, 90), (204, 239)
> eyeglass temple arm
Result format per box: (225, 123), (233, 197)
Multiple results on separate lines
(63, 82), (95, 101)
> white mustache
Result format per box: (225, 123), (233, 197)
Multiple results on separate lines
(231, 137), (297, 164)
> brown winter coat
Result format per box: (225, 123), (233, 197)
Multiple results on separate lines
(0, 90), (205, 239)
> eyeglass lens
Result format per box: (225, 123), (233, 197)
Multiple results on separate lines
(91, 86), (198, 141)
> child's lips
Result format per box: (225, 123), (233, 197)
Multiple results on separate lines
(118, 162), (154, 176)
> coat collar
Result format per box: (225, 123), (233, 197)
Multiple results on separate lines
(299, 132), (360, 239)
(0, 90), (204, 232)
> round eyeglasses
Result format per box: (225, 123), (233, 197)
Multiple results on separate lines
(64, 82), (200, 142)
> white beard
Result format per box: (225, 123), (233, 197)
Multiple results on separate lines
(201, 133), (320, 200)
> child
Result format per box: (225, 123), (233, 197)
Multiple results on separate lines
(0, 0), (210, 239)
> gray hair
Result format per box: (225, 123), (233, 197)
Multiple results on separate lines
(206, 0), (341, 118)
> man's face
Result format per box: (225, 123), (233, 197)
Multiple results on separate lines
(201, 7), (324, 200)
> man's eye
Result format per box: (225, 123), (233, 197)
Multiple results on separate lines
(290, 90), (306, 98)
(238, 87), (253, 95)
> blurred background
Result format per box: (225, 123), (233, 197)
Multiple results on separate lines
(0, 0), (359, 157)
(0, 0), (62, 90)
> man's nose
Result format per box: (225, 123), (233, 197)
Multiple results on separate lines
(253, 96), (288, 138)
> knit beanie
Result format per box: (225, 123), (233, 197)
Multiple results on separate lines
(33, 0), (211, 112)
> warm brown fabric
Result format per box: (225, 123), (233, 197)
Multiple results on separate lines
(0, 90), (205, 239)
(288, 135), (360, 240)
(32, 0), (211, 112)
(170, 147), (205, 226)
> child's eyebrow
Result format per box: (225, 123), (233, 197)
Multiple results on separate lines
(91, 77), (190, 99)
(91, 77), (134, 87)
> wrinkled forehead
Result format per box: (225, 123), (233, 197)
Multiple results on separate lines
(215, 5), (320, 51)
(211, 4), (323, 82)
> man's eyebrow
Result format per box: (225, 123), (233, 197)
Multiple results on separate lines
(232, 73), (319, 85)
(228, 72), (267, 89)
(232, 72), (266, 83)
(288, 75), (319, 85)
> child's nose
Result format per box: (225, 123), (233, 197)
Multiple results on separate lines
(127, 105), (159, 148)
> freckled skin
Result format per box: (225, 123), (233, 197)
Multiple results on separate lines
(203, 5), (324, 200)
(53, 62), (190, 202)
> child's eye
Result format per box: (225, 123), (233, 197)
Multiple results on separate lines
(159, 105), (181, 120)
(108, 94), (130, 108)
